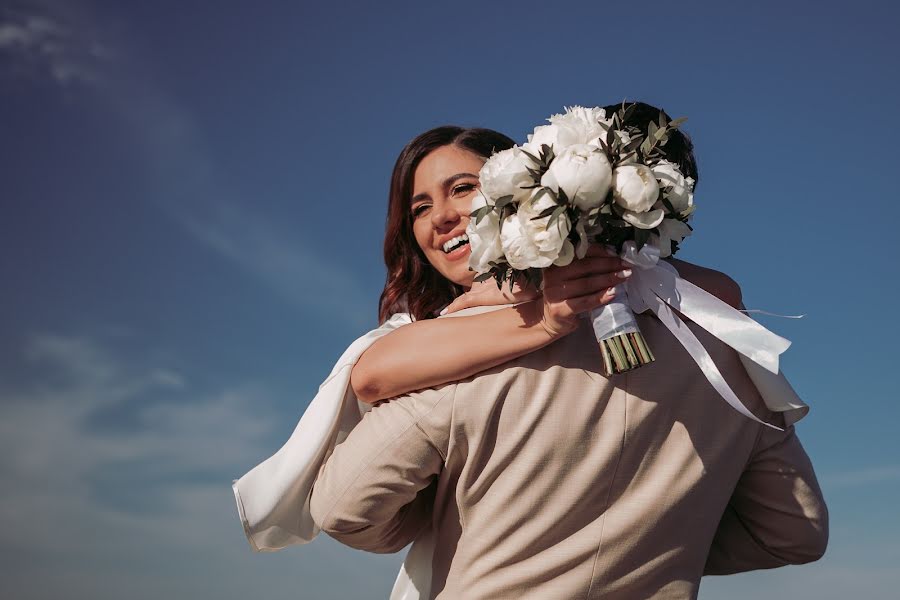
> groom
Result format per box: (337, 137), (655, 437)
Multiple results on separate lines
(311, 310), (828, 598)
(310, 115), (827, 599)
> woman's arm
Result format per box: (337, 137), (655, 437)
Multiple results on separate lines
(351, 247), (627, 403)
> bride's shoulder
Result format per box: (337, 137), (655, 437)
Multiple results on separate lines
(665, 258), (742, 309)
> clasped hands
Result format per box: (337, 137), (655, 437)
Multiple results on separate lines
(446, 246), (633, 338)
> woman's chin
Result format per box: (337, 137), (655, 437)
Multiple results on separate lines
(436, 245), (475, 288)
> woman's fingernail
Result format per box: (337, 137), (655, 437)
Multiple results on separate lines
(602, 289), (616, 300)
(617, 269), (632, 278)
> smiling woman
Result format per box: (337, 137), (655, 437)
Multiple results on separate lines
(409, 146), (483, 287)
(379, 126), (516, 323)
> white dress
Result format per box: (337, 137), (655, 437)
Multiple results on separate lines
(231, 312), (429, 599)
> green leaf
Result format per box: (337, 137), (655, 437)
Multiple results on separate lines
(669, 116), (687, 128)
(532, 204), (558, 220)
(541, 144), (554, 163)
(660, 196), (676, 214)
(470, 204), (493, 224)
(494, 195), (515, 209)
(658, 112), (667, 129)
(634, 227), (650, 251)
(520, 148), (541, 164)
(526, 166), (543, 182)
(473, 272), (494, 283)
(648, 120), (658, 139)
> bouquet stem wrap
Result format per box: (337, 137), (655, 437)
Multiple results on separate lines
(590, 285), (655, 375)
(591, 241), (793, 430)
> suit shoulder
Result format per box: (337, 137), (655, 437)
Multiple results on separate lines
(667, 259), (743, 309)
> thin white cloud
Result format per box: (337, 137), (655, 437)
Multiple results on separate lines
(173, 199), (372, 327)
(3, 1), (372, 327)
(0, 331), (403, 599)
(0, 3), (110, 87)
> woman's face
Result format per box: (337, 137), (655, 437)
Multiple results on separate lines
(410, 144), (485, 289)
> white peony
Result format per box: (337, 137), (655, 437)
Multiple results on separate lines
(466, 190), (504, 273)
(652, 160), (694, 213)
(500, 213), (542, 270)
(479, 147), (537, 205)
(651, 218), (693, 258)
(525, 106), (610, 154)
(541, 144), (612, 212)
(612, 164), (659, 213)
(622, 207), (665, 229)
(554, 240), (576, 266)
(549, 106), (609, 146)
(501, 190), (572, 270)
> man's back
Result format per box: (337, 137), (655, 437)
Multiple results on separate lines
(311, 314), (827, 599)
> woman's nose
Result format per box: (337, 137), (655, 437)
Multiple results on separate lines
(430, 201), (461, 230)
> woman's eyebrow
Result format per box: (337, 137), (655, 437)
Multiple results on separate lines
(442, 172), (479, 188)
(411, 172), (479, 205)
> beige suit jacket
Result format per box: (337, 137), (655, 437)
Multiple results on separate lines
(310, 313), (828, 599)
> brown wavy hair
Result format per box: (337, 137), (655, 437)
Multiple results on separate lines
(378, 126), (516, 324)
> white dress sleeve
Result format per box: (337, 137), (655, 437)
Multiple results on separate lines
(232, 312), (414, 551)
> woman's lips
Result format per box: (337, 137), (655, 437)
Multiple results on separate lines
(443, 241), (471, 262)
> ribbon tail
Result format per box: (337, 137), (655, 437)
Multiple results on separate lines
(652, 267), (790, 374)
(645, 290), (782, 431)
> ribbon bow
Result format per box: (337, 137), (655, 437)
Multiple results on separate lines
(619, 242), (790, 430)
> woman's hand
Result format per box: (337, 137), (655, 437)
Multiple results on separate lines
(539, 245), (631, 338)
(444, 279), (539, 314)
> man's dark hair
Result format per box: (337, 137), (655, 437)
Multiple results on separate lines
(601, 101), (698, 187)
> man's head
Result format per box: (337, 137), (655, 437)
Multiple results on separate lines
(601, 101), (698, 187)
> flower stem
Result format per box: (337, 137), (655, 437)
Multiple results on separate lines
(599, 331), (655, 376)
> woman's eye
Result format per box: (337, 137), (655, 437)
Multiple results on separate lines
(451, 183), (477, 197)
(411, 204), (431, 218)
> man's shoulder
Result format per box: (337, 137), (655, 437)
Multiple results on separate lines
(667, 258), (743, 309)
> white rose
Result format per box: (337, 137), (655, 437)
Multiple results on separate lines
(622, 207), (665, 230)
(651, 218), (693, 258)
(612, 164), (659, 213)
(466, 191), (504, 273)
(652, 160), (694, 213)
(480, 147), (536, 204)
(541, 144), (612, 212)
(500, 190), (572, 270)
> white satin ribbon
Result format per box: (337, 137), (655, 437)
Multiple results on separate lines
(619, 242), (792, 430)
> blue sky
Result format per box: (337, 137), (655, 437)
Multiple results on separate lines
(1, 0), (898, 597)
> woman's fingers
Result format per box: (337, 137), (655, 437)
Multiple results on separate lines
(562, 287), (617, 314)
(584, 244), (619, 258)
(545, 271), (629, 301)
(545, 255), (626, 283)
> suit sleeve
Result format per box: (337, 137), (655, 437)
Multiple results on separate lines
(704, 422), (829, 575)
(309, 386), (453, 554)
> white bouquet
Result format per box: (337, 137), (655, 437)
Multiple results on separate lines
(467, 104), (696, 376)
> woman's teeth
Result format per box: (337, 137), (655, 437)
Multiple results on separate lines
(442, 233), (469, 254)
